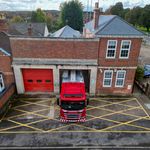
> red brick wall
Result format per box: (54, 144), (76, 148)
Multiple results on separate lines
(98, 38), (142, 67)
(96, 37), (142, 95)
(0, 54), (15, 111)
(96, 69), (136, 95)
(0, 85), (15, 109)
(10, 38), (99, 59)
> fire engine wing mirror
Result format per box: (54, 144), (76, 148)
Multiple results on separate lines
(87, 98), (89, 105)
(56, 95), (60, 106)
(86, 96), (89, 106)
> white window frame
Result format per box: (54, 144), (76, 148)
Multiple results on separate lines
(106, 40), (117, 59)
(103, 70), (113, 87)
(119, 40), (131, 59)
(0, 74), (5, 92)
(115, 70), (126, 87)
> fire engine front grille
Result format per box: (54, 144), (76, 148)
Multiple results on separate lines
(67, 114), (79, 119)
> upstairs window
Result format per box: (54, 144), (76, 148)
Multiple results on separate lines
(115, 70), (126, 87)
(0, 74), (5, 92)
(120, 40), (131, 58)
(106, 40), (117, 58)
(103, 70), (113, 87)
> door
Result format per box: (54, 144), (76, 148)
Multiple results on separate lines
(22, 69), (54, 92)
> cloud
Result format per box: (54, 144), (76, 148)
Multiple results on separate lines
(0, 0), (149, 11)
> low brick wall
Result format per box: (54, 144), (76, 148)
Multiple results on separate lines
(0, 84), (15, 114)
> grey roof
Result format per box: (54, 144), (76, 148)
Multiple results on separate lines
(8, 23), (47, 36)
(51, 25), (81, 38)
(85, 15), (144, 37)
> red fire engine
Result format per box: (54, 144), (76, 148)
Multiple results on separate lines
(57, 70), (89, 122)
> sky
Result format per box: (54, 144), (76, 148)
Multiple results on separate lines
(0, 0), (149, 11)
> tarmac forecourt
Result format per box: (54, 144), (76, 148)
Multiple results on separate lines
(0, 96), (150, 134)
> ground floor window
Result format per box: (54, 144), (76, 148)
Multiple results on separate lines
(103, 70), (113, 87)
(0, 74), (5, 92)
(115, 70), (126, 87)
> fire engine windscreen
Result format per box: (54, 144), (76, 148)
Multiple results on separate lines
(61, 101), (85, 110)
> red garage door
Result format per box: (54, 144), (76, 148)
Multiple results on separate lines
(22, 69), (54, 92)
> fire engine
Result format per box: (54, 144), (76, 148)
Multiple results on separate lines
(57, 70), (89, 122)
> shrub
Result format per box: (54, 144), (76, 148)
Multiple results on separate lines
(135, 66), (144, 82)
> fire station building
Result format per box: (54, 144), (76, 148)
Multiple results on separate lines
(1, 2), (144, 99)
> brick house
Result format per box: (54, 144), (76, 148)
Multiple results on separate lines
(7, 3), (144, 96)
(0, 32), (15, 114)
(83, 2), (144, 95)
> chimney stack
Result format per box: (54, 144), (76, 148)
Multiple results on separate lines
(28, 23), (32, 36)
(93, 2), (100, 30)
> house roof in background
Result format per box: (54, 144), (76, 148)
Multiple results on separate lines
(85, 15), (145, 37)
(8, 23), (47, 36)
(0, 32), (11, 53)
(51, 25), (81, 38)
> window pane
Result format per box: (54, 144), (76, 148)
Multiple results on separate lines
(121, 50), (128, 57)
(104, 79), (111, 86)
(122, 41), (130, 49)
(0, 74), (4, 92)
(107, 50), (115, 57)
(118, 72), (125, 78)
(116, 79), (123, 86)
(105, 72), (112, 78)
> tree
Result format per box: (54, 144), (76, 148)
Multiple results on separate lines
(31, 8), (47, 22)
(139, 5), (150, 32)
(125, 7), (142, 26)
(59, 0), (83, 31)
(10, 16), (24, 23)
(135, 66), (144, 82)
(109, 2), (124, 18)
(31, 8), (53, 31)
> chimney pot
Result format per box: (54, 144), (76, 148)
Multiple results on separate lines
(28, 23), (32, 36)
(95, 2), (99, 9)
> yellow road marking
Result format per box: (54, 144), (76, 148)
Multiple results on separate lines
(0, 125), (21, 132)
(5, 107), (54, 120)
(136, 99), (150, 118)
(86, 106), (142, 121)
(87, 98), (139, 111)
(101, 116), (150, 131)
(96, 106), (148, 119)
(2, 130), (150, 134)
(100, 116), (150, 131)
(12, 108), (53, 120)
(8, 119), (44, 132)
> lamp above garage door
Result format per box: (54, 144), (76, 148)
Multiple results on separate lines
(22, 69), (54, 92)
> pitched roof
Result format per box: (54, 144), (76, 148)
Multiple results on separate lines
(51, 25), (81, 38)
(0, 32), (11, 53)
(8, 23), (47, 37)
(85, 15), (144, 37)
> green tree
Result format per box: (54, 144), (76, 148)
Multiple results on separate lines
(59, 0), (83, 31)
(109, 2), (124, 18)
(135, 66), (144, 82)
(10, 15), (24, 23)
(31, 8), (47, 22)
(125, 6), (142, 26)
(139, 5), (150, 32)
(31, 8), (53, 31)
